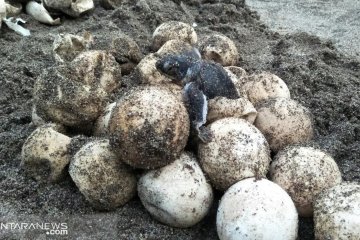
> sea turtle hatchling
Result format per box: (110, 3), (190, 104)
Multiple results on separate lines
(156, 48), (240, 142)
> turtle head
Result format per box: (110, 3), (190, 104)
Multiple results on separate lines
(156, 54), (192, 82)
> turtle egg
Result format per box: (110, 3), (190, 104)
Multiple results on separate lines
(224, 66), (247, 95)
(0, 0), (6, 29)
(217, 178), (298, 240)
(254, 98), (314, 152)
(152, 21), (197, 51)
(270, 146), (342, 217)
(156, 39), (193, 57)
(138, 152), (213, 228)
(53, 32), (93, 63)
(198, 118), (271, 191)
(134, 53), (183, 97)
(21, 124), (71, 182)
(207, 97), (257, 124)
(34, 50), (121, 127)
(69, 139), (137, 210)
(135, 53), (172, 85)
(109, 85), (190, 169)
(314, 182), (360, 240)
(5, 1), (22, 17)
(44, 0), (94, 18)
(100, 0), (123, 9)
(242, 73), (290, 105)
(31, 105), (46, 126)
(199, 33), (238, 66)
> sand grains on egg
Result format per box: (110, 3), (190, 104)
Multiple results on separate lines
(109, 85), (190, 169)
(198, 117), (271, 191)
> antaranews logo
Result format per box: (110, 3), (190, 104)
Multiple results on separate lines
(0, 222), (68, 236)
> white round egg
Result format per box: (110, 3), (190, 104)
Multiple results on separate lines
(314, 182), (360, 240)
(138, 152), (213, 228)
(217, 178), (298, 240)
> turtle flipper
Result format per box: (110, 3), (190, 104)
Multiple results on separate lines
(183, 82), (212, 142)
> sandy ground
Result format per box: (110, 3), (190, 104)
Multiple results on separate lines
(0, 0), (359, 239)
(246, 0), (360, 59)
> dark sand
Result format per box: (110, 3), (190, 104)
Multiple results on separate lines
(0, 0), (359, 239)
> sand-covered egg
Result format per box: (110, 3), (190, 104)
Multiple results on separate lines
(254, 98), (314, 152)
(69, 139), (137, 210)
(242, 73), (290, 105)
(217, 178), (298, 240)
(152, 21), (197, 51)
(138, 152), (213, 228)
(198, 118), (270, 191)
(109, 85), (190, 169)
(314, 182), (360, 240)
(270, 146), (342, 217)
(34, 50), (121, 127)
(134, 53), (183, 100)
(207, 97), (257, 124)
(21, 123), (71, 182)
(199, 33), (238, 66)
(224, 66), (247, 95)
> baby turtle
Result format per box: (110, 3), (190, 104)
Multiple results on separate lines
(156, 48), (239, 142)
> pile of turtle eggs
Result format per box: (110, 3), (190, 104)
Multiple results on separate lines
(21, 21), (359, 239)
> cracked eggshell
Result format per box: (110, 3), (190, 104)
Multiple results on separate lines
(254, 98), (314, 152)
(31, 105), (46, 126)
(53, 32), (93, 63)
(101, 0), (123, 10)
(0, 0), (6, 29)
(45, 0), (94, 18)
(34, 50), (121, 127)
(138, 152), (213, 228)
(70, 50), (121, 93)
(242, 73), (290, 105)
(199, 34), (238, 66)
(207, 97), (257, 124)
(109, 85), (190, 169)
(44, 0), (72, 10)
(21, 123), (71, 182)
(26, 1), (60, 25)
(217, 178), (298, 240)
(270, 146), (342, 217)
(93, 102), (116, 136)
(152, 21), (197, 51)
(62, 0), (94, 17)
(198, 118), (271, 191)
(5, 2), (22, 17)
(69, 139), (137, 210)
(110, 34), (143, 75)
(314, 182), (360, 240)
